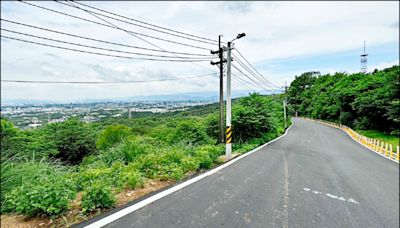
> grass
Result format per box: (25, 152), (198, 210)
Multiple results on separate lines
(357, 130), (399, 148)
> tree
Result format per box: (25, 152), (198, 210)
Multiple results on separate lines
(232, 93), (280, 143)
(46, 118), (96, 164)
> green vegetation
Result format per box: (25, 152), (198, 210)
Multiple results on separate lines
(0, 93), (288, 219)
(288, 65), (399, 136)
(357, 130), (399, 147)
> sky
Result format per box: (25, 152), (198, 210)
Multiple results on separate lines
(1, 1), (399, 102)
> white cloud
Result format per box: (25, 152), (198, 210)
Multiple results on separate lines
(1, 1), (399, 101)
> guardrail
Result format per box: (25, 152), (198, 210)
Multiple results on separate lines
(302, 117), (399, 162)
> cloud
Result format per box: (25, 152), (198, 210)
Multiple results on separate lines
(1, 1), (399, 101)
(225, 2), (253, 14)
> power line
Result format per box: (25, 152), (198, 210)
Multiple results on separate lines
(19, 1), (212, 51)
(231, 74), (257, 92)
(234, 48), (280, 89)
(1, 35), (212, 62)
(1, 28), (217, 60)
(232, 52), (278, 89)
(56, 0), (218, 46)
(70, 0), (220, 44)
(1, 19), (212, 57)
(2, 73), (217, 84)
(232, 64), (275, 91)
(232, 53), (276, 89)
(62, 0), (216, 74)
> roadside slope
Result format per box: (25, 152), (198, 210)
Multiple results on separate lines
(79, 118), (399, 228)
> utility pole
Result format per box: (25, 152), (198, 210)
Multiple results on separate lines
(225, 33), (246, 159)
(283, 81), (287, 128)
(211, 35), (226, 143)
(283, 100), (287, 129)
(226, 41), (233, 158)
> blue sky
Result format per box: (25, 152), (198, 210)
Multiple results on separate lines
(1, 1), (399, 101)
(256, 41), (399, 78)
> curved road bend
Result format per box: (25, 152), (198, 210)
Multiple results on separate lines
(82, 118), (399, 228)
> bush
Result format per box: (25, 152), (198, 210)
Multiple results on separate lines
(76, 167), (114, 191)
(1, 161), (70, 212)
(81, 182), (116, 214)
(134, 149), (186, 181)
(120, 163), (143, 189)
(180, 156), (200, 173)
(96, 124), (131, 150)
(194, 150), (213, 169)
(196, 145), (224, 161)
(232, 94), (278, 143)
(171, 118), (214, 145)
(3, 173), (76, 216)
(98, 137), (151, 166)
(45, 118), (96, 164)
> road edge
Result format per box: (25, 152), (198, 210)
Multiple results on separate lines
(82, 121), (295, 228)
(302, 118), (399, 164)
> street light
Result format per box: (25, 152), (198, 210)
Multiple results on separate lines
(225, 32), (246, 159)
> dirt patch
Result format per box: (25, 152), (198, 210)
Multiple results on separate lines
(0, 214), (53, 228)
(217, 153), (240, 163)
(1, 180), (173, 228)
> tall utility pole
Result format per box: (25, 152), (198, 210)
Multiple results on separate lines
(226, 41), (233, 158)
(283, 100), (287, 129)
(218, 35), (224, 143)
(211, 35), (226, 143)
(283, 81), (288, 128)
(225, 33), (246, 159)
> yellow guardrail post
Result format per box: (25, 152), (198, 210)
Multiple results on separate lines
(385, 143), (389, 156)
(397, 146), (400, 161)
(380, 141), (385, 154)
(389, 144), (393, 159)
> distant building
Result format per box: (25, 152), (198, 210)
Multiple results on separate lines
(83, 115), (98, 123)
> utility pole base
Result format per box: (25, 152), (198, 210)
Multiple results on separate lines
(226, 143), (232, 159)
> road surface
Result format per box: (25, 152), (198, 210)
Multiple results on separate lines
(81, 118), (399, 228)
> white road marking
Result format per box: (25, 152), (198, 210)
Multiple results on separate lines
(83, 122), (295, 228)
(303, 188), (360, 205)
(347, 198), (360, 204)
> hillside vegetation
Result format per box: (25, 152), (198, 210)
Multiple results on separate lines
(287, 65), (399, 139)
(0, 93), (288, 222)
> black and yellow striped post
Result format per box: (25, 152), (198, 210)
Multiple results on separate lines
(226, 126), (232, 144)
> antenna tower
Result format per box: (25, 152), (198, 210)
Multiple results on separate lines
(360, 40), (368, 73)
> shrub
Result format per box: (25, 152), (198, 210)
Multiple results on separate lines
(96, 124), (131, 150)
(45, 118), (96, 164)
(232, 94), (278, 143)
(196, 145), (224, 161)
(180, 156), (200, 173)
(134, 150), (186, 181)
(81, 182), (116, 214)
(171, 118), (214, 145)
(194, 150), (213, 169)
(98, 137), (151, 166)
(3, 173), (76, 216)
(120, 164), (143, 189)
(76, 167), (114, 191)
(1, 161), (70, 212)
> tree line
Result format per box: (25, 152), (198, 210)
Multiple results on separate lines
(287, 65), (399, 135)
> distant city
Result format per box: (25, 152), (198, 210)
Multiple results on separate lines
(1, 100), (213, 129)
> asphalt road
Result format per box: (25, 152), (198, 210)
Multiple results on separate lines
(87, 118), (400, 228)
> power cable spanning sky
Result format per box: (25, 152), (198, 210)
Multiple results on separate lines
(1, 1), (399, 102)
